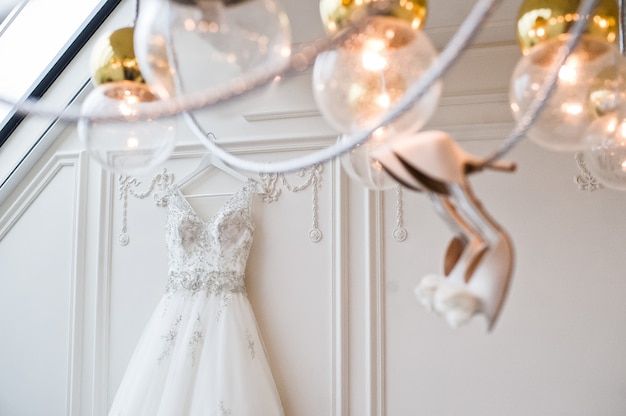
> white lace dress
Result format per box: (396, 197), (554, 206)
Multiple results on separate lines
(108, 180), (284, 416)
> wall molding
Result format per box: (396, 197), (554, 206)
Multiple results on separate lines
(238, 94), (512, 128)
(364, 190), (386, 416)
(92, 167), (116, 416)
(243, 109), (321, 122)
(332, 158), (350, 415)
(430, 122), (514, 142)
(427, 18), (517, 49)
(0, 153), (78, 237)
(67, 152), (90, 416)
(0, 151), (89, 416)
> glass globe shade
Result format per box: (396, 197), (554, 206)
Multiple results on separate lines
(133, 0), (291, 99)
(78, 81), (176, 174)
(90, 26), (144, 86)
(509, 34), (622, 152)
(583, 109), (626, 190)
(515, 0), (618, 55)
(313, 15), (441, 136)
(586, 63), (626, 118)
(319, 0), (427, 34)
(340, 131), (398, 190)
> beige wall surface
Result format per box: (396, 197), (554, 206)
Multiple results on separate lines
(1, 1), (626, 414)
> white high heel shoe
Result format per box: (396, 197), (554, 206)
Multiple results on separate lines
(375, 130), (515, 330)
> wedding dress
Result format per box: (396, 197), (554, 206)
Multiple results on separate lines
(108, 180), (284, 416)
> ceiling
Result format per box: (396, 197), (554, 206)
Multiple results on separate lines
(282, 0), (522, 49)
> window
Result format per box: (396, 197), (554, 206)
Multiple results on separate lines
(0, 0), (123, 199)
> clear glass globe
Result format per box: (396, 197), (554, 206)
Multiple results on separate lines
(313, 16), (441, 135)
(583, 109), (626, 191)
(340, 132), (398, 190)
(133, 0), (292, 99)
(78, 81), (176, 174)
(509, 34), (623, 152)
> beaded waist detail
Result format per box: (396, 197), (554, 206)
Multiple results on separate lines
(166, 269), (246, 295)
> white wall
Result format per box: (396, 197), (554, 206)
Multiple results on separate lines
(2, 2), (626, 415)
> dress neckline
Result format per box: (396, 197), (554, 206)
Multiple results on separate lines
(171, 181), (251, 225)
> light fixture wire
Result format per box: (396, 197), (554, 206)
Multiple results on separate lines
(186, 0), (501, 173)
(618, 0), (626, 56)
(0, 0), (602, 174)
(479, 0), (600, 168)
(0, 3), (367, 122)
(134, 0), (140, 25)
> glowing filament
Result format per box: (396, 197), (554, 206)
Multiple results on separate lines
(376, 93), (391, 108)
(361, 38), (388, 71)
(558, 64), (579, 84)
(560, 102), (582, 116)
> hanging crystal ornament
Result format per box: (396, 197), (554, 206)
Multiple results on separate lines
(509, 0), (621, 152)
(79, 27), (177, 174)
(133, 0), (292, 100)
(313, 15), (441, 137)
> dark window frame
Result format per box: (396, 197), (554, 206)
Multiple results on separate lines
(0, 0), (123, 147)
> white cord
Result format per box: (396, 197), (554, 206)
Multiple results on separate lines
(0, 0), (599, 174)
(481, 0), (600, 167)
(187, 0), (501, 173)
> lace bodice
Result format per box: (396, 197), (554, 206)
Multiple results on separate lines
(164, 181), (255, 295)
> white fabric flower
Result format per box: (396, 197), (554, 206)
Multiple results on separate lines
(414, 274), (446, 312)
(414, 274), (479, 329)
(433, 282), (479, 328)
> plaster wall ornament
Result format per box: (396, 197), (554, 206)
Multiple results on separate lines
(258, 164), (324, 243)
(393, 185), (408, 242)
(118, 164), (327, 244)
(118, 168), (175, 246)
(574, 152), (603, 192)
(119, 163), (407, 245)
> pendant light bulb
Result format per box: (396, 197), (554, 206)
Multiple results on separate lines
(586, 63), (626, 117)
(78, 81), (177, 174)
(90, 27), (144, 86)
(515, 0), (618, 55)
(583, 106), (626, 191)
(313, 16), (441, 137)
(509, 0), (621, 152)
(133, 0), (292, 100)
(319, 0), (428, 34)
(80, 26), (176, 174)
(509, 34), (623, 152)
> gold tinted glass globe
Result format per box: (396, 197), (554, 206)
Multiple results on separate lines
(586, 63), (626, 118)
(516, 0), (618, 54)
(90, 27), (144, 86)
(320, 0), (427, 34)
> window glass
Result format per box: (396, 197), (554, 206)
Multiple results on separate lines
(0, 0), (103, 124)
